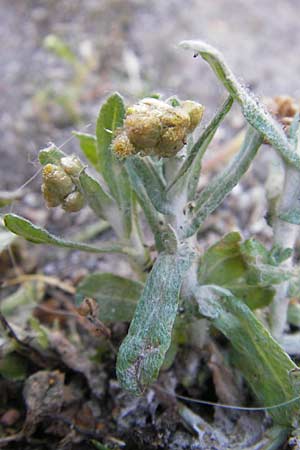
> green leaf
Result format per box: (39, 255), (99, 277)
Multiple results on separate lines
(239, 237), (270, 263)
(289, 113), (300, 146)
(91, 441), (110, 450)
(44, 34), (77, 65)
(4, 213), (133, 256)
(39, 145), (66, 165)
(269, 245), (293, 266)
(117, 251), (192, 394)
(246, 265), (292, 287)
(279, 208), (300, 225)
(96, 93), (132, 236)
(124, 157), (172, 252)
(179, 40), (300, 171)
(198, 232), (275, 309)
(79, 172), (115, 219)
(0, 281), (45, 317)
(191, 285), (300, 426)
(39, 143), (126, 235)
(126, 157), (171, 214)
(96, 92), (125, 196)
(288, 301), (300, 327)
(184, 126), (263, 237)
(76, 273), (143, 323)
(73, 132), (98, 170)
(167, 95), (233, 196)
(240, 239), (293, 286)
(166, 97), (181, 107)
(29, 317), (49, 349)
(0, 353), (28, 381)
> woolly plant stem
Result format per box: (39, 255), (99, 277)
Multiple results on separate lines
(270, 162), (300, 341)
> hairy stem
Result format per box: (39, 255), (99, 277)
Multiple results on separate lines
(269, 162), (300, 340)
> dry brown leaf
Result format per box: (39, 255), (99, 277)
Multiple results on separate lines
(22, 370), (65, 437)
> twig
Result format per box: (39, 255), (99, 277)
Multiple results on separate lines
(3, 274), (76, 295)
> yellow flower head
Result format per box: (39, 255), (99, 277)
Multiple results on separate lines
(112, 97), (204, 158)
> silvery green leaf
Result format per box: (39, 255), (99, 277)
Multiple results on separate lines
(76, 273), (143, 323)
(268, 245), (293, 266)
(192, 285), (300, 426)
(4, 213), (133, 256)
(117, 251), (192, 394)
(124, 159), (166, 252)
(289, 113), (300, 146)
(184, 127), (263, 237)
(246, 265), (292, 287)
(279, 208), (300, 225)
(79, 171), (115, 219)
(179, 40), (300, 170)
(126, 157), (171, 215)
(167, 95), (233, 197)
(96, 93), (132, 237)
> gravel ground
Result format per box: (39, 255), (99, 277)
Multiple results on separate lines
(1, 0), (300, 190)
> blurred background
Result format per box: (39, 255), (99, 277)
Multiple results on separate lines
(1, 0), (300, 191)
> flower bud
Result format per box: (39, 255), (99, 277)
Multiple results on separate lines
(125, 100), (162, 149)
(60, 155), (83, 177)
(62, 190), (85, 212)
(112, 131), (137, 158)
(42, 164), (73, 206)
(181, 100), (205, 132)
(41, 183), (61, 207)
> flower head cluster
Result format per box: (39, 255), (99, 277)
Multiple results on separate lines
(112, 98), (204, 158)
(265, 95), (299, 128)
(41, 155), (85, 213)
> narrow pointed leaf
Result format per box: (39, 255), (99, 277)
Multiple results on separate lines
(167, 95), (233, 195)
(124, 160), (167, 252)
(184, 127), (263, 237)
(126, 157), (171, 214)
(180, 40), (300, 170)
(4, 214), (132, 255)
